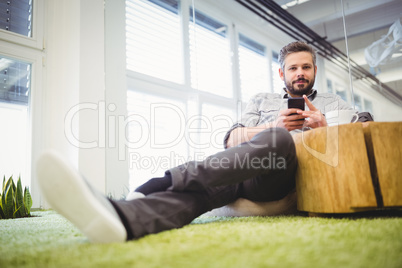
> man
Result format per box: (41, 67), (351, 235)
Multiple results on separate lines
(226, 41), (351, 148)
(37, 41), (353, 243)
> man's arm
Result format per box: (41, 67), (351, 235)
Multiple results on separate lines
(226, 123), (272, 148)
(226, 108), (306, 148)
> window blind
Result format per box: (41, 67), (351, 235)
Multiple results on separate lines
(189, 8), (232, 97)
(0, 56), (30, 105)
(0, 0), (32, 37)
(238, 33), (270, 101)
(126, 0), (184, 84)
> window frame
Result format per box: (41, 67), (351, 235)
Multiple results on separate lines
(0, 0), (44, 50)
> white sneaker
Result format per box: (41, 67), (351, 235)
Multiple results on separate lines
(36, 150), (127, 243)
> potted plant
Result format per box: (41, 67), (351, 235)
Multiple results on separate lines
(0, 176), (32, 219)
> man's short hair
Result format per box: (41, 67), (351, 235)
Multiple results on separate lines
(278, 41), (317, 70)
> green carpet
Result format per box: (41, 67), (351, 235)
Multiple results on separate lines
(1, 210), (401, 267)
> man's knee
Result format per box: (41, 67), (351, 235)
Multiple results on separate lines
(251, 128), (294, 152)
(251, 128), (296, 171)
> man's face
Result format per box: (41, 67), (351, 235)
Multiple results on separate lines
(279, 51), (317, 97)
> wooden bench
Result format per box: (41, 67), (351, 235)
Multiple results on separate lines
(293, 122), (402, 214)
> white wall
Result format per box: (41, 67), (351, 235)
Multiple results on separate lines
(104, 0), (130, 198)
(78, 0), (107, 194)
(37, 0), (81, 208)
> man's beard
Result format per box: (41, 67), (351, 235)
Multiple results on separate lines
(284, 76), (315, 96)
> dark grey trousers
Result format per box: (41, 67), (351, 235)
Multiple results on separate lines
(110, 127), (297, 240)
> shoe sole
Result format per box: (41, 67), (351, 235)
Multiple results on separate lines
(36, 150), (127, 243)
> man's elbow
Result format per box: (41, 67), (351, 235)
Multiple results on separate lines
(226, 137), (235, 149)
(226, 129), (241, 148)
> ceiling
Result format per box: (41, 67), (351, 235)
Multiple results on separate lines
(273, 0), (402, 99)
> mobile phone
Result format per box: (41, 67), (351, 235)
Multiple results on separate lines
(288, 97), (305, 120)
(287, 97), (305, 111)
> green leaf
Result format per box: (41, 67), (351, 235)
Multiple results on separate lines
(2, 175), (5, 193)
(11, 176), (16, 193)
(5, 177), (12, 194)
(16, 177), (25, 217)
(5, 185), (15, 218)
(0, 202), (4, 219)
(24, 187), (32, 215)
(1, 191), (5, 216)
(13, 205), (22, 218)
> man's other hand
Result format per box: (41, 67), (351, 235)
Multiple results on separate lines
(273, 108), (306, 131)
(296, 95), (327, 128)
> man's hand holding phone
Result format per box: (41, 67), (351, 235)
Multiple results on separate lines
(271, 98), (306, 131)
(272, 95), (327, 131)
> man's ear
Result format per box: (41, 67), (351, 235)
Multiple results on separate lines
(279, 68), (284, 81)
